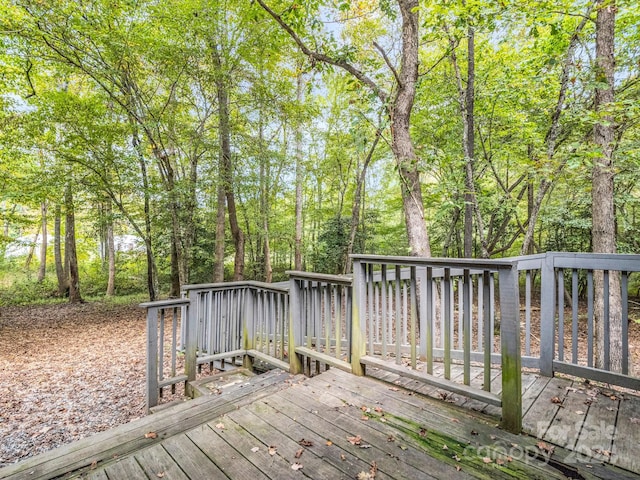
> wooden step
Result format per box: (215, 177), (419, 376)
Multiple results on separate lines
(0, 369), (300, 480)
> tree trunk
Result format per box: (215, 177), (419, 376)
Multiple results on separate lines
(105, 201), (116, 296)
(214, 49), (245, 281)
(345, 131), (380, 274)
(131, 126), (159, 301)
(64, 184), (82, 303)
(392, 0), (430, 257)
(24, 229), (40, 271)
(54, 204), (67, 296)
(593, 0), (622, 372)
(37, 202), (47, 282)
(295, 73), (305, 271)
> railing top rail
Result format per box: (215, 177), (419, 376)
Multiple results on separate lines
(546, 252), (640, 271)
(286, 270), (354, 286)
(182, 280), (289, 294)
(139, 297), (191, 309)
(350, 254), (516, 271)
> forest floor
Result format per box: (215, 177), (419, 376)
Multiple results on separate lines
(1, 301), (639, 469)
(0, 302), (149, 468)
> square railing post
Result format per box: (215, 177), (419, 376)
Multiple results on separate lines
(146, 307), (159, 412)
(351, 258), (367, 376)
(288, 277), (303, 374)
(183, 301), (197, 398)
(499, 263), (522, 434)
(539, 253), (556, 376)
(243, 288), (255, 370)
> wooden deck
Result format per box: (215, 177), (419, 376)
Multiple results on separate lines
(2, 366), (638, 480)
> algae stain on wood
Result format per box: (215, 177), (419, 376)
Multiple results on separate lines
(372, 411), (542, 479)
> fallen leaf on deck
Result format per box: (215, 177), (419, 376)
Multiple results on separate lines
(389, 387), (399, 391)
(482, 457), (492, 464)
(456, 465), (461, 471)
(268, 445), (278, 456)
(357, 471), (373, 479)
(442, 444), (448, 450)
(470, 430), (478, 436)
(348, 435), (362, 445)
(374, 407), (383, 413)
(90, 460), (98, 470)
(295, 448), (304, 458)
(419, 428), (427, 437)
(536, 441), (555, 455)
(291, 462), (303, 471)
(251, 447), (259, 453)
(215, 423), (225, 430)
(298, 439), (313, 447)
(340, 454), (346, 461)
(156, 472), (165, 478)
(551, 396), (562, 404)
(326, 440), (333, 446)
(576, 410), (584, 415)
(630, 417), (640, 424)
(144, 432), (157, 439)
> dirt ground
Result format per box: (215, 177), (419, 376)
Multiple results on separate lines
(0, 302), (148, 468)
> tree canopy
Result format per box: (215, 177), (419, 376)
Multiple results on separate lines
(0, 0), (639, 300)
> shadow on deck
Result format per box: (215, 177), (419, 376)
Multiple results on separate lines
(1, 367), (638, 480)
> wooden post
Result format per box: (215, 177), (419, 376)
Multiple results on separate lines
(539, 253), (556, 376)
(146, 307), (159, 412)
(351, 259), (367, 376)
(243, 287), (255, 370)
(288, 277), (303, 374)
(499, 263), (522, 434)
(184, 301), (197, 398)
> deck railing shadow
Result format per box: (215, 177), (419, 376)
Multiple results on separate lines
(142, 252), (640, 435)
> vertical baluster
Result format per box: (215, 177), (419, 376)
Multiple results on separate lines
(366, 264), (374, 356)
(463, 269), (471, 386)
(403, 281), (408, 348)
(146, 307), (159, 410)
(395, 265), (401, 364)
(587, 270), (594, 367)
(159, 309), (165, 394)
(426, 267), (434, 375)
(604, 270), (610, 371)
(483, 271), (491, 392)
(444, 268), (451, 380)
(346, 283), (353, 363)
(381, 264), (388, 359)
(478, 274), (484, 352)
(525, 271), (531, 356)
(622, 271), (629, 375)
(171, 308), (178, 394)
(458, 277), (463, 351)
(324, 284), (331, 355)
(572, 269), (579, 364)
(557, 269), (564, 362)
(335, 285), (342, 360)
(410, 266), (417, 370)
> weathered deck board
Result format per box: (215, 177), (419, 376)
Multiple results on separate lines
(0, 369), (295, 480)
(2, 366), (639, 480)
(611, 393), (640, 473)
(161, 433), (229, 479)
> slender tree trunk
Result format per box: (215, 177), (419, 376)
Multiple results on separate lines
(37, 202), (47, 282)
(593, 0), (622, 372)
(64, 184), (82, 303)
(213, 180), (226, 282)
(214, 50), (244, 280)
(345, 131), (380, 274)
(24, 229), (40, 270)
(105, 201), (116, 296)
(54, 204), (67, 296)
(520, 3), (595, 255)
(294, 73), (305, 271)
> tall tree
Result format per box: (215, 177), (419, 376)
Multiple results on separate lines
(258, 0), (431, 257)
(592, 0), (622, 371)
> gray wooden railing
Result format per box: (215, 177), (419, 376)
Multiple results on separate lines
(143, 252), (640, 434)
